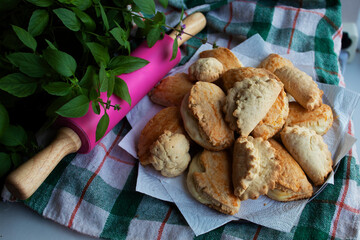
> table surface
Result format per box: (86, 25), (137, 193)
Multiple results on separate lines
(1, 52), (359, 240)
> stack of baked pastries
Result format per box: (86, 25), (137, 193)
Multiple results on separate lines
(138, 48), (334, 215)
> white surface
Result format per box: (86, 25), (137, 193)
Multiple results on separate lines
(0, 202), (96, 239)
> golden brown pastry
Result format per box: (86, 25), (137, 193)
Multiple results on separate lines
(199, 47), (243, 71)
(258, 53), (294, 73)
(252, 88), (289, 139)
(267, 139), (313, 201)
(188, 57), (224, 82)
(223, 78), (283, 137)
(148, 73), (194, 107)
(285, 102), (333, 135)
(280, 125), (333, 186)
(180, 82), (234, 151)
(274, 66), (323, 111)
(232, 137), (260, 197)
(233, 136), (281, 201)
(137, 107), (186, 165)
(149, 131), (191, 177)
(187, 149), (241, 215)
(221, 67), (280, 92)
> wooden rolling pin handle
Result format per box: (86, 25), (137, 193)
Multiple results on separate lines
(5, 127), (81, 200)
(168, 12), (207, 46)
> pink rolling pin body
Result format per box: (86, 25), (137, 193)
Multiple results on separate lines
(57, 35), (181, 153)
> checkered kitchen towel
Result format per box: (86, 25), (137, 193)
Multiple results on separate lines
(3, 0), (360, 239)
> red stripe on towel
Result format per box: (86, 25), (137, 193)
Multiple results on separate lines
(157, 206), (173, 240)
(67, 124), (126, 228)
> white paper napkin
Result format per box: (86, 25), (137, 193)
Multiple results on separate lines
(119, 34), (360, 236)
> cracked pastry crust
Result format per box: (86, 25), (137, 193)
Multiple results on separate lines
(221, 67), (280, 92)
(232, 137), (260, 197)
(267, 139), (313, 201)
(233, 136), (281, 201)
(188, 57), (224, 82)
(275, 66), (323, 111)
(187, 150), (241, 215)
(181, 82), (234, 151)
(149, 131), (191, 177)
(285, 102), (333, 135)
(148, 73), (194, 107)
(137, 107), (187, 165)
(258, 53), (294, 73)
(252, 88), (289, 140)
(223, 78), (283, 137)
(199, 47), (243, 71)
(280, 125), (333, 186)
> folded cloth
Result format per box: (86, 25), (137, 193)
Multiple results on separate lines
(2, 1), (360, 239)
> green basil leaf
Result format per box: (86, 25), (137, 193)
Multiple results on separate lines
(6, 52), (49, 77)
(86, 42), (110, 66)
(153, 12), (165, 25)
(53, 8), (81, 32)
(171, 37), (178, 61)
(99, 63), (107, 92)
(89, 88), (99, 101)
(0, 73), (37, 97)
(26, 0), (53, 7)
(11, 25), (37, 52)
(133, 15), (145, 28)
(109, 26), (127, 46)
(147, 27), (161, 47)
(92, 100), (101, 115)
(79, 65), (97, 89)
(95, 112), (109, 141)
(45, 39), (57, 50)
(0, 153), (11, 177)
(114, 77), (131, 106)
(108, 56), (149, 75)
(71, 0), (92, 11)
(0, 125), (27, 147)
(98, 2), (109, 32)
(28, 9), (49, 37)
(0, 103), (9, 138)
(133, 0), (155, 15)
(158, 0), (168, 9)
(56, 95), (89, 118)
(42, 82), (72, 96)
(107, 72), (115, 98)
(43, 48), (77, 77)
(72, 8), (96, 31)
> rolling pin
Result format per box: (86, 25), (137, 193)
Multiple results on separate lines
(6, 12), (207, 200)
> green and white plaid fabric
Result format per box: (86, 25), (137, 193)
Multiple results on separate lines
(3, 0), (360, 239)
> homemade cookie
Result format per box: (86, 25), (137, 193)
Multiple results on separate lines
(149, 131), (191, 177)
(137, 107), (187, 165)
(233, 136), (280, 201)
(187, 149), (241, 215)
(148, 73), (194, 107)
(199, 47), (243, 71)
(223, 78), (283, 137)
(280, 125), (333, 186)
(267, 139), (313, 201)
(181, 82), (234, 151)
(258, 53), (294, 73)
(221, 67), (280, 92)
(252, 88), (289, 139)
(275, 66), (323, 111)
(285, 102), (333, 135)
(188, 57), (224, 82)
